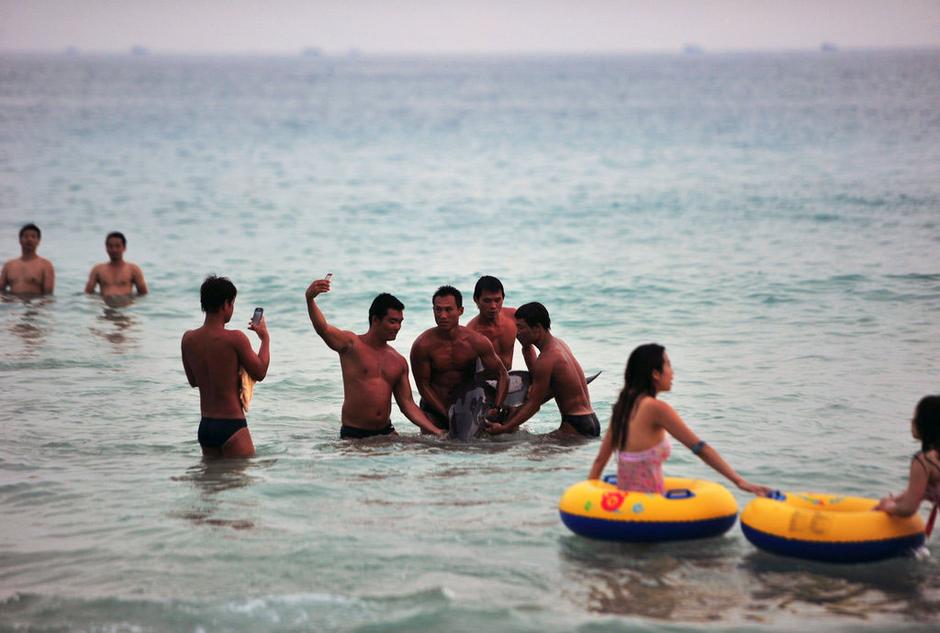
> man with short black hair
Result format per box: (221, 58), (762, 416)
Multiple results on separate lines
(1, 223), (55, 295)
(181, 275), (270, 458)
(305, 275), (445, 439)
(485, 301), (600, 437)
(410, 285), (509, 432)
(466, 275), (536, 371)
(85, 231), (148, 299)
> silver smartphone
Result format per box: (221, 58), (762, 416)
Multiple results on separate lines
(251, 307), (263, 324)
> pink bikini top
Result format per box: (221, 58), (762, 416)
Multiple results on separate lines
(616, 436), (671, 494)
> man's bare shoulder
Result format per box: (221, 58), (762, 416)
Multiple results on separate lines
(383, 345), (408, 369)
(463, 326), (494, 349)
(465, 314), (481, 329)
(411, 328), (437, 349)
(502, 306), (518, 318)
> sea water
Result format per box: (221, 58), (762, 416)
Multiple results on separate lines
(1, 50), (939, 631)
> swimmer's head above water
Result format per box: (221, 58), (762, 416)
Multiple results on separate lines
(432, 285), (464, 331)
(200, 275), (237, 317)
(368, 293), (405, 341)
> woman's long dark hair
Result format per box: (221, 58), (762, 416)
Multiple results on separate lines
(915, 395), (940, 453)
(609, 344), (665, 451)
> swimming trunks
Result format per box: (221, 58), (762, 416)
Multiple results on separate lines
(617, 436), (672, 493)
(419, 399), (450, 430)
(340, 422), (396, 439)
(198, 417), (247, 449)
(561, 412), (601, 437)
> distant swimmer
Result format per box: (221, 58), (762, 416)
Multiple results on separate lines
(0, 223), (54, 295)
(466, 275), (536, 371)
(410, 285), (508, 432)
(485, 302), (600, 437)
(305, 275), (445, 439)
(84, 231), (148, 299)
(181, 275), (270, 458)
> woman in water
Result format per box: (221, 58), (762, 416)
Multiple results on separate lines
(875, 395), (940, 535)
(588, 343), (769, 496)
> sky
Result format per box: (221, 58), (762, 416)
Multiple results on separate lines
(1, 0), (939, 55)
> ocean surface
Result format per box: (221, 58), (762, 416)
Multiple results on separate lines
(1, 49), (939, 632)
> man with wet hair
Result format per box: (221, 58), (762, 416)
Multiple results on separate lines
(485, 301), (600, 438)
(466, 275), (536, 371)
(410, 285), (509, 432)
(85, 231), (149, 299)
(305, 275), (445, 439)
(181, 275), (270, 458)
(1, 223), (55, 295)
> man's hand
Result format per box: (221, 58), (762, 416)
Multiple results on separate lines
(305, 278), (331, 301)
(485, 421), (510, 435)
(248, 315), (269, 340)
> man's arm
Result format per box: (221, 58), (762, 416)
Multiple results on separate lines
(1, 262), (10, 292)
(475, 335), (508, 409)
(235, 318), (270, 381)
(521, 343), (537, 371)
(181, 333), (197, 387)
(486, 355), (551, 434)
(305, 278), (356, 353)
(84, 266), (99, 294)
(132, 264), (149, 295)
(393, 359), (445, 437)
(410, 337), (448, 416)
(42, 260), (54, 294)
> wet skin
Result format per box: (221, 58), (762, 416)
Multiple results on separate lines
(181, 299), (270, 458)
(411, 294), (508, 421)
(85, 236), (148, 298)
(1, 229), (54, 295)
(305, 277), (444, 437)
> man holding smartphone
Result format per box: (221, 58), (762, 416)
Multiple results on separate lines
(182, 275), (270, 457)
(305, 275), (444, 439)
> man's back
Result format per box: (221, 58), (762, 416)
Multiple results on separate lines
(543, 338), (593, 416)
(181, 326), (244, 419)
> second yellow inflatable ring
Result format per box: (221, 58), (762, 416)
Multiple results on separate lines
(741, 491), (925, 563)
(559, 476), (738, 542)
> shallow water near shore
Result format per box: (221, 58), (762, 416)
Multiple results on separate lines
(1, 50), (939, 631)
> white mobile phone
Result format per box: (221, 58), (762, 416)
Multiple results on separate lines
(325, 272), (333, 281)
(251, 307), (264, 324)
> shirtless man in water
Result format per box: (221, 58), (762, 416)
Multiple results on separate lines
(410, 285), (509, 432)
(305, 276), (444, 439)
(85, 232), (148, 299)
(181, 275), (270, 458)
(466, 275), (536, 371)
(485, 302), (600, 438)
(1, 224), (54, 295)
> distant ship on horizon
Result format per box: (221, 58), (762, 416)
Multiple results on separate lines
(682, 43), (704, 55)
(820, 42), (839, 52)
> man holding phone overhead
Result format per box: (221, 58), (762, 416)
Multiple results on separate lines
(305, 274), (445, 439)
(181, 275), (270, 458)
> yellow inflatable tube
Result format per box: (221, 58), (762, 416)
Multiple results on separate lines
(559, 477), (738, 542)
(741, 491), (925, 562)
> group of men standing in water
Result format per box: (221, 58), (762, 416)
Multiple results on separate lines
(306, 274), (600, 443)
(1, 223), (148, 298)
(4, 223), (599, 460)
(185, 272), (601, 458)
